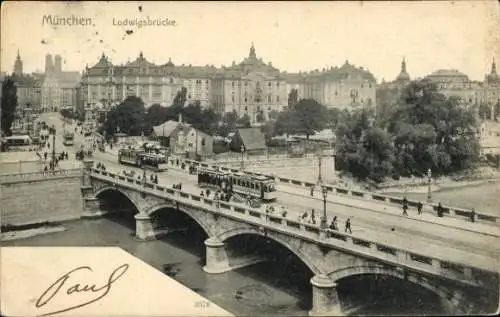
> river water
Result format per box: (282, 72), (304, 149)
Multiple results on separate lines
(3, 206), (467, 316)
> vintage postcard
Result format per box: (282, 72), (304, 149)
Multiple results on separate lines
(1, 1), (499, 316)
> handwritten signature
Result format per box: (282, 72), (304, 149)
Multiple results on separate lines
(35, 263), (129, 316)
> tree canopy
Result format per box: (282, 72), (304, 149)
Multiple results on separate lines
(1, 77), (18, 136)
(336, 79), (481, 182)
(275, 98), (328, 138)
(104, 96), (147, 136)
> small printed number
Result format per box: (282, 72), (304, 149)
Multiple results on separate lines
(195, 301), (210, 308)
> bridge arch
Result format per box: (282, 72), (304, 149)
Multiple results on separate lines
(144, 203), (215, 237)
(328, 265), (463, 314)
(94, 186), (141, 213)
(217, 226), (322, 275)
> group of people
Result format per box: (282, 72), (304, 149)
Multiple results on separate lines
(266, 205), (288, 218)
(96, 162), (106, 171)
(299, 209), (353, 234)
(401, 197), (475, 222)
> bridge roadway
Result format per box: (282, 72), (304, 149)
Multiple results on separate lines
(42, 114), (499, 272)
(90, 156), (499, 274)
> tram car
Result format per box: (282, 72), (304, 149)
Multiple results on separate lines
(118, 148), (168, 171)
(197, 168), (277, 202)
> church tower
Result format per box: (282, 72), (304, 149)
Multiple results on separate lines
(45, 54), (54, 74)
(395, 57), (410, 84)
(13, 50), (23, 75)
(249, 42), (256, 59)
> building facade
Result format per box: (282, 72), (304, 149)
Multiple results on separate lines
(211, 44), (288, 123)
(286, 60), (377, 110)
(425, 69), (483, 106)
(482, 59), (500, 118)
(80, 53), (218, 111)
(40, 54), (80, 111)
(10, 52), (43, 114)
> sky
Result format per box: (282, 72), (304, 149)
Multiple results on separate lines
(1, 1), (499, 82)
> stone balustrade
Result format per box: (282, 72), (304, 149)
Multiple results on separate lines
(90, 167), (496, 287)
(168, 158), (500, 225)
(0, 168), (82, 183)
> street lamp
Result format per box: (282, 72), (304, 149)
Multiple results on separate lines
(320, 185), (328, 229)
(240, 145), (245, 170)
(317, 154), (322, 184)
(427, 168), (432, 202)
(50, 126), (56, 172)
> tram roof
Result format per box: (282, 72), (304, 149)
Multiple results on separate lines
(198, 167), (229, 174)
(231, 172), (273, 182)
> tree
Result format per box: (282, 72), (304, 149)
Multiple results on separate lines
(268, 110), (279, 120)
(104, 96), (147, 136)
(256, 110), (265, 123)
(478, 103), (492, 120)
(335, 108), (394, 182)
(288, 89), (298, 109)
(326, 108), (342, 129)
(287, 98), (328, 139)
(173, 87), (187, 108)
(387, 80), (480, 175)
(1, 77), (18, 136)
(237, 113), (251, 128)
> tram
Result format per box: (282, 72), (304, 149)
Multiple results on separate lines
(63, 131), (74, 146)
(197, 167), (277, 202)
(118, 148), (168, 171)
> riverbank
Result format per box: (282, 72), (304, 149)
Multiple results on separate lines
(1, 226), (67, 241)
(377, 177), (500, 194)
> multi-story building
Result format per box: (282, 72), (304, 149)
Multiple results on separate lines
(10, 51), (43, 114)
(211, 44), (288, 122)
(80, 53), (212, 110)
(425, 69), (483, 106)
(286, 60), (377, 110)
(482, 59), (500, 118)
(12, 75), (42, 114)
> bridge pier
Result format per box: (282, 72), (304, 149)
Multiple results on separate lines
(309, 275), (342, 316)
(81, 197), (107, 218)
(135, 214), (156, 241)
(203, 237), (230, 274)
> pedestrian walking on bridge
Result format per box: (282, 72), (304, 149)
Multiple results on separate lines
(402, 197), (409, 216)
(345, 217), (352, 234)
(470, 208), (475, 223)
(417, 202), (423, 215)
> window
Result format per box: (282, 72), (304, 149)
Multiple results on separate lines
(232, 96), (235, 102)
(244, 106), (248, 111)
(277, 82), (280, 87)
(245, 82), (248, 86)
(232, 81), (235, 87)
(277, 96), (280, 102)
(206, 80), (209, 84)
(268, 82), (272, 87)
(335, 91), (338, 96)
(361, 84), (364, 88)
(188, 95), (191, 99)
(245, 97), (247, 102)
(268, 107), (271, 111)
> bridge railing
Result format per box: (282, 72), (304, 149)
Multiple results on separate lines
(0, 168), (82, 183)
(90, 168), (497, 288)
(170, 158), (500, 225)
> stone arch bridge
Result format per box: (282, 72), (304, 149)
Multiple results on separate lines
(80, 161), (498, 315)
